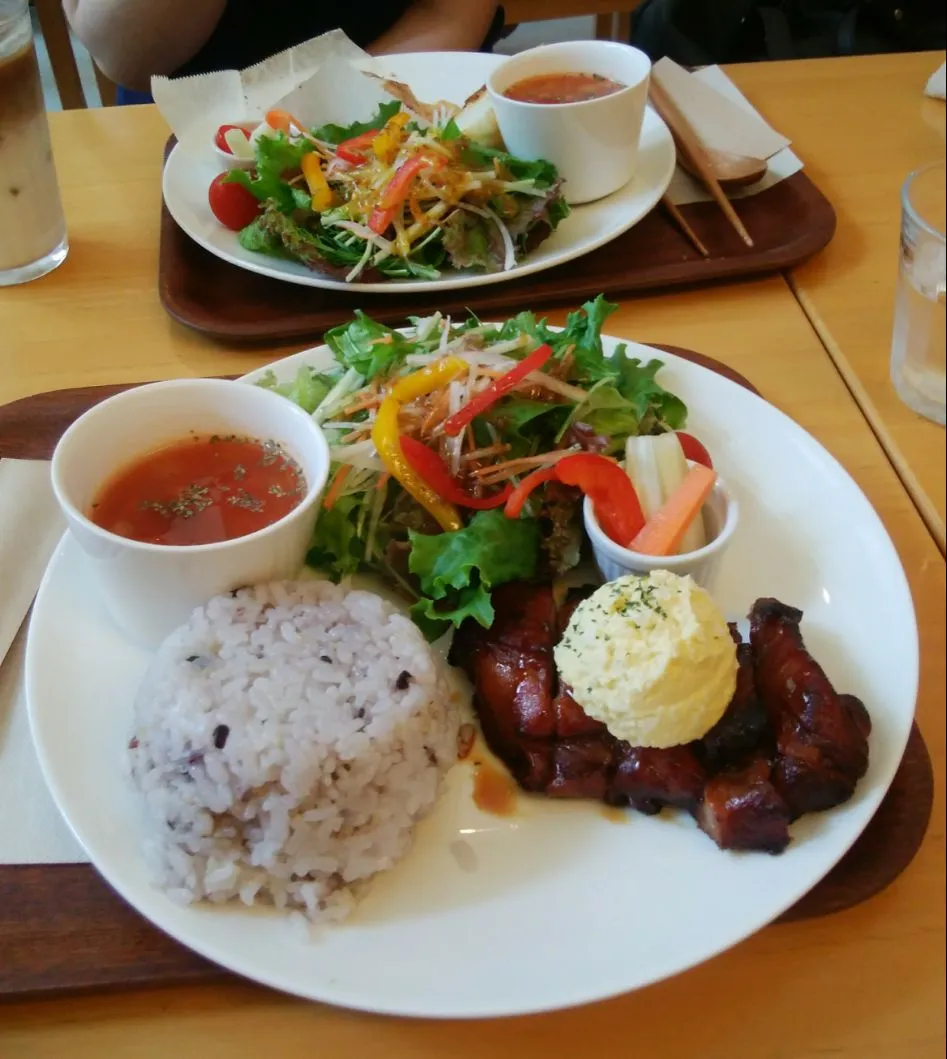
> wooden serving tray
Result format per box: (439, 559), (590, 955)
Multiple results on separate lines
(158, 138), (836, 343)
(0, 349), (932, 998)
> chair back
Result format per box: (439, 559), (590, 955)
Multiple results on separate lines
(32, 0), (116, 107)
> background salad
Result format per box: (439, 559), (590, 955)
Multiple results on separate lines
(212, 100), (570, 283)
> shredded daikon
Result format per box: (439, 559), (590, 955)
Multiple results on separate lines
(323, 218), (393, 252)
(313, 367), (363, 424)
(346, 238), (374, 282)
(458, 203), (516, 272)
(522, 372), (588, 402)
(446, 380), (464, 476)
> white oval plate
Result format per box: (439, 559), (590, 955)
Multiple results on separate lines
(27, 335), (917, 1018)
(161, 52), (676, 294)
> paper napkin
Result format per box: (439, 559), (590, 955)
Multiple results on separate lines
(151, 28), (391, 155)
(655, 60), (803, 206)
(0, 459), (85, 864)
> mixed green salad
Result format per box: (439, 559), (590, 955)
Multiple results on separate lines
(210, 99), (571, 282)
(259, 295), (692, 639)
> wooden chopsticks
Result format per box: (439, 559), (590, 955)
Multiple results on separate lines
(661, 195), (709, 257)
(649, 77), (755, 249)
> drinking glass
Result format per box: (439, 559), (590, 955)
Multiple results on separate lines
(890, 160), (946, 426)
(0, 0), (69, 287)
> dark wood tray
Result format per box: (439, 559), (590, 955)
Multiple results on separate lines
(158, 138), (836, 344)
(0, 349), (932, 999)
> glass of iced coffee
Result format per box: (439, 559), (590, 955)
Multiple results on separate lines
(0, 0), (68, 286)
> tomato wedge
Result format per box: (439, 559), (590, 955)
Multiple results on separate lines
(442, 344), (554, 437)
(554, 453), (645, 546)
(401, 436), (513, 510)
(675, 431), (713, 469)
(214, 124), (247, 153)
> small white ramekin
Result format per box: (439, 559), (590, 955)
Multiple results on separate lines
(486, 40), (652, 205)
(583, 473), (739, 589)
(211, 123), (258, 171)
(51, 379), (329, 646)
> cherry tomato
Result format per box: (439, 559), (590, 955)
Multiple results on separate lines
(208, 173), (261, 231)
(676, 431), (713, 469)
(214, 124), (248, 153)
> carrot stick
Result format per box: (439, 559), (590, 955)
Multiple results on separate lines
(323, 465), (352, 510)
(341, 393), (381, 415)
(469, 448), (577, 480)
(629, 464), (716, 556)
(266, 108), (306, 133)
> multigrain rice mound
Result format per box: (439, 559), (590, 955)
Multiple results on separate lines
(128, 580), (459, 923)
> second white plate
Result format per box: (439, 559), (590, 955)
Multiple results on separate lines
(161, 52), (676, 294)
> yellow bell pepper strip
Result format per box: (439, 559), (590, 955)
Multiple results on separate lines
(371, 357), (469, 532)
(300, 153), (333, 211)
(389, 356), (467, 404)
(371, 111), (411, 164)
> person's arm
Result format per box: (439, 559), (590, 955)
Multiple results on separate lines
(63, 0), (226, 91)
(368, 0), (499, 54)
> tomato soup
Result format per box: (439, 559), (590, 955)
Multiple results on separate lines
(90, 434), (306, 546)
(503, 72), (626, 105)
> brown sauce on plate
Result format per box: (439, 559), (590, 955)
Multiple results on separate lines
(472, 757), (518, 817)
(504, 72), (626, 105)
(601, 804), (629, 823)
(90, 434), (305, 546)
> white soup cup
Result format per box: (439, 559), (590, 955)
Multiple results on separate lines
(51, 378), (330, 646)
(486, 41), (652, 205)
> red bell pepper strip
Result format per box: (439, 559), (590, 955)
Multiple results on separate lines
(368, 204), (398, 236)
(379, 155), (436, 209)
(441, 344), (554, 438)
(675, 431), (713, 469)
(400, 436), (513, 510)
(503, 465), (559, 520)
(335, 129), (380, 164)
(368, 155), (444, 235)
(554, 453), (645, 546)
(368, 154), (447, 235)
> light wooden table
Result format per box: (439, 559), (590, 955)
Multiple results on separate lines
(0, 92), (945, 1059)
(728, 52), (947, 554)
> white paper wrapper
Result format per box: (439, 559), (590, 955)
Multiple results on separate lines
(152, 29), (393, 155)
(925, 60), (946, 101)
(658, 63), (804, 207)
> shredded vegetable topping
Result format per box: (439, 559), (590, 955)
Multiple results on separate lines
(224, 99), (570, 281)
(258, 296), (689, 639)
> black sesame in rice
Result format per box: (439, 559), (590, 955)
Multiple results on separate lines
(395, 671), (412, 690)
(213, 725), (230, 750)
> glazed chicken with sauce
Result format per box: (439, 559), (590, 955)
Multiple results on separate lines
(450, 584), (871, 854)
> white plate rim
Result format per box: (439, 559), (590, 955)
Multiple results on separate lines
(25, 334), (919, 1018)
